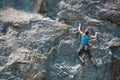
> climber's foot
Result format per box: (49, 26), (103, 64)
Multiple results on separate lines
(93, 64), (98, 69)
(81, 61), (86, 66)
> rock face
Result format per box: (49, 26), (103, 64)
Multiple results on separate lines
(0, 0), (120, 80)
(111, 57), (120, 80)
(0, 0), (43, 12)
(98, 9), (120, 25)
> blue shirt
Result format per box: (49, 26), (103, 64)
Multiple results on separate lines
(81, 34), (89, 44)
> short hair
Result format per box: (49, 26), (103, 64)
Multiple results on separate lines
(84, 28), (89, 35)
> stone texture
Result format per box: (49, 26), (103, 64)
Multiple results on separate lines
(0, 0), (120, 80)
(0, 0), (43, 12)
(84, 15), (103, 26)
(98, 9), (120, 25)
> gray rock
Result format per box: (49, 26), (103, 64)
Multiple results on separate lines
(0, 0), (43, 12)
(84, 15), (103, 26)
(0, 0), (120, 80)
(98, 9), (120, 25)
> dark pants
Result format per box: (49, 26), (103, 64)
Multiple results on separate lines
(78, 48), (92, 58)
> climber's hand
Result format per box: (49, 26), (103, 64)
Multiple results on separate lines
(79, 23), (81, 27)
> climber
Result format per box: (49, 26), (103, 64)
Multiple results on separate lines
(77, 23), (98, 68)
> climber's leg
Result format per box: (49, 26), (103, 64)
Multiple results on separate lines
(86, 50), (94, 64)
(78, 49), (85, 65)
(87, 50), (98, 68)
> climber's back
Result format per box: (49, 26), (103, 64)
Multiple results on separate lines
(81, 28), (89, 45)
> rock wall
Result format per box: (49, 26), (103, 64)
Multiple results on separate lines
(0, 0), (120, 80)
(111, 57), (120, 80)
(0, 0), (43, 12)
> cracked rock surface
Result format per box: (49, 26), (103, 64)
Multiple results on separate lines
(0, 0), (120, 80)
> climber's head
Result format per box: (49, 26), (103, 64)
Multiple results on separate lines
(84, 28), (89, 35)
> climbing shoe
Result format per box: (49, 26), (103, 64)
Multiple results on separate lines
(81, 62), (85, 66)
(93, 64), (98, 69)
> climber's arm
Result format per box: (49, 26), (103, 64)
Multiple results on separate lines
(90, 32), (98, 39)
(78, 23), (84, 35)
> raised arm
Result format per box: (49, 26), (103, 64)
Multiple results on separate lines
(78, 23), (84, 35)
(90, 32), (98, 39)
